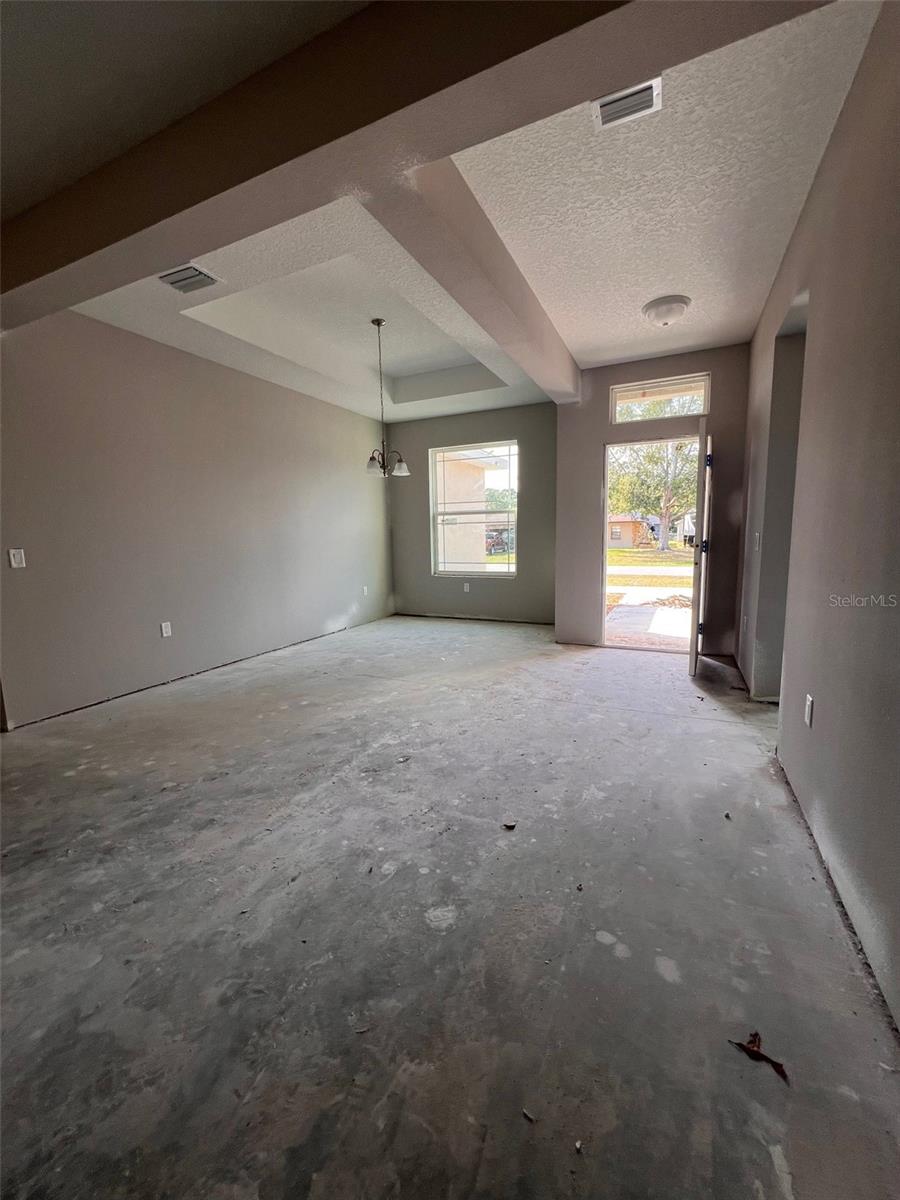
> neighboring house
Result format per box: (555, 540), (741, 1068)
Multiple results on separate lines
(434, 450), (511, 569)
(607, 514), (647, 548)
(675, 511), (696, 544)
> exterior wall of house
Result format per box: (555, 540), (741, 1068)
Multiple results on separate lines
(608, 520), (639, 549)
(435, 458), (488, 573)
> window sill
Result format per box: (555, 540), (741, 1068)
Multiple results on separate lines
(432, 571), (518, 580)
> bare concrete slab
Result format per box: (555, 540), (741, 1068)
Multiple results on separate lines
(2, 617), (897, 1198)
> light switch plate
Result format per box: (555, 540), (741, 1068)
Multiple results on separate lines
(804, 694), (814, 727)
(8, 548), (26, 568)
(160, 621), (172, 638)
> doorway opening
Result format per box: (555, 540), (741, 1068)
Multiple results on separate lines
(602, 436), (701, 654)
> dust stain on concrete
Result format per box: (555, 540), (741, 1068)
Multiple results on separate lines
(425, 905), (458, 932)
(655, 956), (682, 984)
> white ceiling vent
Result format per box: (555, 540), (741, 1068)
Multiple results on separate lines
(158, 264), (218, 293)
(591, 78), (661, 130)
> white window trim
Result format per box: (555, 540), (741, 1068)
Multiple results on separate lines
(610, 372), (710, 425)
(429, 440), (518, 579)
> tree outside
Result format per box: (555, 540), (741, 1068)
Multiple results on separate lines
(607, 437), (698, 552)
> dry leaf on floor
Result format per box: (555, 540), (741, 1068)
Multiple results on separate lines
(729, 1031), (790, 1085)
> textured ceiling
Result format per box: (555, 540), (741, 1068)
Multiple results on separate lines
(76, 198), (544, 422)
(186, 257), (477, 382)
(70, 2), (876, 421)
(453, 1), (879, 368)
(0, 0), (368, 219)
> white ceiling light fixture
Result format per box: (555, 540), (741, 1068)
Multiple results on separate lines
(366, 318), (410, 478)
(642, 294), (691, 327)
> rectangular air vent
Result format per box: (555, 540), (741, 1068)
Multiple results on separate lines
(158, 264), (218, 293)
(591, 77), (661, 130)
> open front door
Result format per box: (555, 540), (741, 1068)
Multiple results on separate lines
(689, 426), (713, 676)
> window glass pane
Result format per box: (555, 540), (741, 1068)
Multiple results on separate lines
(430, 442), (517, 575)
(611, 374), (708, 423)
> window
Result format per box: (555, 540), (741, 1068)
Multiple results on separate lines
(430, 441), (518, 576)
(611, 373), (709, 424)
(610, 525), (622, 539)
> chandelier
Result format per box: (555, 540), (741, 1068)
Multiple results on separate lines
(366, 318), (410, 477)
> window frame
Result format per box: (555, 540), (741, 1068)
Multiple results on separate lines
(610, 372), (710, 426)
(428, 440), (518, 579)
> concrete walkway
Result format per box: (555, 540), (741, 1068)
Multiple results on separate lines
(3, 618), (898, 1199)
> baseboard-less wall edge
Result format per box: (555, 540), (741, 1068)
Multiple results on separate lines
(394, 611), (554, 628)
(773, 754), (899, 1033)
(0, 622), (367, 732)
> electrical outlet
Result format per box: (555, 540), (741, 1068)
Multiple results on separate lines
(8, 548), (26, 568)
(742, 614), (748, 634)
(754, 531), (761, 551)
(804, 694), (814, 728)
(363, 585), (368, 597)
(463, 582), (470, 593)
(160, 621), (172, 638)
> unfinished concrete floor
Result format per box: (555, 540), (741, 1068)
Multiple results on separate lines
(2, 617), (898, 1199)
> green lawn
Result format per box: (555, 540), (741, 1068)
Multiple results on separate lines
(606, 547), (693, 566)
(611, 574), (693, 588)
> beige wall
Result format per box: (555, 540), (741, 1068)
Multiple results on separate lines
(608, 520), (641, 549)
(556, 344), (749, 651)
(389, 404), (555, 624)
(737, 4), (900, 1017)
(1, 311), (392, 727)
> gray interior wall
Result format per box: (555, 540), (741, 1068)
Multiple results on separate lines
(388, 403), (556, 624)
(1, 310), (392, 727)
(739, 4), (899, 1017)
(556, 344), (749, 652)
(745, 332), (805, 699)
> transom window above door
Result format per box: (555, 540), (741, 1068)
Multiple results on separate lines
(611, 373), (709, 424)
(429, 442), (518, 577)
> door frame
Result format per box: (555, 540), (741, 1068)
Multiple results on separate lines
(689, 421), (711, 675)
(601, 429), (704, 654)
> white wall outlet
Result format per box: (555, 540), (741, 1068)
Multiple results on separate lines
(804, 693), (814, 728)
(160, 621), (172, 638)
(8, 548), (26, 568)
(742, 614), (748, 634)
(363, 585), (368, 597)
(463, 582), (470, 593)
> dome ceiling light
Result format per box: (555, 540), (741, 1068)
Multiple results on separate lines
(642, 295), (691, 327)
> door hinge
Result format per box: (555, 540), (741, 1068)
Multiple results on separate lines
(701, 539), (709, 553)
(706, 453), (713, 467)
(697, 622), (704, 635)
